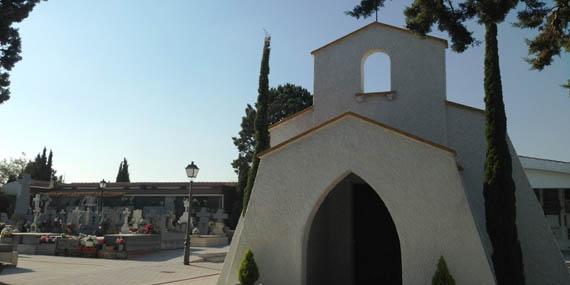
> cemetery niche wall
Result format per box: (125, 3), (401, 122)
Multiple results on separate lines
(0, 180), (237, 256)
(218, 22), (570, 285)
(23, 181), (237, 235)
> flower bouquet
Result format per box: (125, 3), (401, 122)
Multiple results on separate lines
(115, 237), (125, 252)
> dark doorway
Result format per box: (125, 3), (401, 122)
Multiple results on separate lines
(353, 183), (401, 284)
(307, 175), (401, 285)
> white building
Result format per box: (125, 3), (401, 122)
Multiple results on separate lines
(218, 22), (569, 284)
(521, 156), (570, 250)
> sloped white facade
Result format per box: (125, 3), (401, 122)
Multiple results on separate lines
(219, 23), (570, 284)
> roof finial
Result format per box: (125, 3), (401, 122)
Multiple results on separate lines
(375, 7), (378, 22)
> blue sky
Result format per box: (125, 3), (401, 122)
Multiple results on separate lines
(0, 1), (568, 182)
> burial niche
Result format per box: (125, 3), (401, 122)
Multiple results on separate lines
(307, 174), (401, 285)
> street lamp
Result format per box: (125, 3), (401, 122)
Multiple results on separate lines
(99, 179), (107, 223)
(183, 161), (199, 265)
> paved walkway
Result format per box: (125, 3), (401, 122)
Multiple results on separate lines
(0, 247), (226, 285)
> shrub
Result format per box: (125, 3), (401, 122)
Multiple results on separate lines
(239, 249), (259, 285)
(432, 256), (455, 285)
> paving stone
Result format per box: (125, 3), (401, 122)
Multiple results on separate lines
(0, 247), (226, 285)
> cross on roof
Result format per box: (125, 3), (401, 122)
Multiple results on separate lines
(375, 7), (378, 22)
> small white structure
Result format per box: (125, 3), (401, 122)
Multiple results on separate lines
(177, 198), (191, 226)
(29, 194), (41, 232)
(131, 209), (143, 229)
(2, 174), (32, 216)
(121, 208), (131, 234)
(520, 156), (570, 250)
(218, 22), (569, 284)
(212, 209), (228, 236)
(69, 207), (81, 227)
(196, 207), (211, 235)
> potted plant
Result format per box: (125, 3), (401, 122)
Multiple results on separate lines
(238, 249), (259, 285)
(432, 256), (455, 285)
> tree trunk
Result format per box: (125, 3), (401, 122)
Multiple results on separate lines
(483, 22), (525, 284)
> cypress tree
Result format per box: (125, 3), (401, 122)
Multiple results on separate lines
(231, 84), (312, 226)
(23, 147), (56, 181)
(238, 249), (259, 285)
(431, 256), (455, 285)
(116, 158), (130, 182)
(39, 147), (47, 178)
(242, 35), (271, 215)
(347, 1), (526, 283)
(432, 256), (456, 285)
(121, 158), (130, 183)
(116, 161), (123, 182)
(46, 150), (53, 180)
(27, 153), (41, 178)
(482, 22), (524, 285)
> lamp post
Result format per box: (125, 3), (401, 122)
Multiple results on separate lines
(99, 179), (107, 223)
(183, 161), (199, 265)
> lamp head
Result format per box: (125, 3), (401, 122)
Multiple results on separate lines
(185, 161), (199, 179)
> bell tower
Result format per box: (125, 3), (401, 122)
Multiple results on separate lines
(312, 22), (449, 145)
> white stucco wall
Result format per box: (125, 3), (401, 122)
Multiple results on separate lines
(269, 108), (314, 147)
(1, 181), (21, 196)
(218, 116), (495, 285)
(523, 169), (570, 188)
(520, 157), (570, 188)
(313, 23), (448, 145)
(445, 104), (570, 284)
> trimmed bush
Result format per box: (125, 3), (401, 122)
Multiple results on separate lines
(239, 249), (259, 285)
(432, 256), (455, 285)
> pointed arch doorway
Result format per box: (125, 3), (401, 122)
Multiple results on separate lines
(307, 174), (402, 284)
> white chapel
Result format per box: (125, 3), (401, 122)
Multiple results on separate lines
(218, 22), (570, 285)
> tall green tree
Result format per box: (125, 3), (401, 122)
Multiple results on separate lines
(0, 152), (27, 184)
(267, 84), (313, 123)
(121, 158), (130, 182)
(230, 104), (256, 226)
(0, 0), (43, 104)
(242, 35), (272, 216)
(39, 147), (46, 171)
(516, 0), (569, 94)
(46, 149), (53, 175)
(116, 157), (130, 182)
(23, 147), (57, 181)
(348, 1), (525, 283)
(116, 161), (124, 182)
(230, 84), (313, 226)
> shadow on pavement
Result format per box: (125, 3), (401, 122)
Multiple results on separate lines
(130, 247), (226, 263)
(129, 249), (185, 262)
(0, 267), (34, 276)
